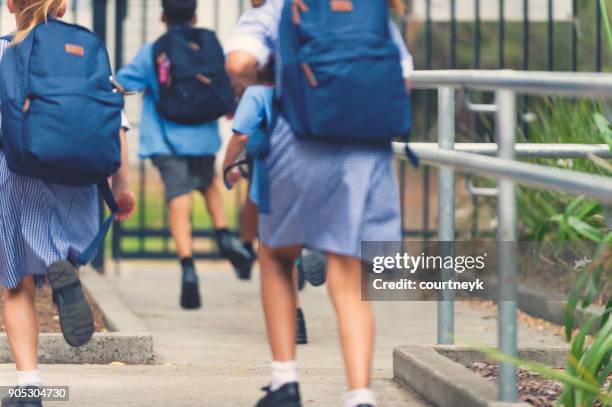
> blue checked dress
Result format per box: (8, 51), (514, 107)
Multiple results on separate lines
(226, 1), (413, 258)
(0, 39), (128, 289)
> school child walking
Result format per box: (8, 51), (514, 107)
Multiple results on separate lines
(116, 0), (255, 310)
(223, 83), (314, 345)
(225, 0), (413, 405)
(0, 1), (135, 405)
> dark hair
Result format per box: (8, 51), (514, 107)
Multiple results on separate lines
(162, 0), (197, 25)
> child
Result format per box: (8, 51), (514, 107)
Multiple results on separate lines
(225, 0), (413, 406)
(223, 83), (310, 345)
(116, 0), (254, 310)
(0, 1), (135, 405)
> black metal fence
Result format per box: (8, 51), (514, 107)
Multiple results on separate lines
(0, 1), (608, 267)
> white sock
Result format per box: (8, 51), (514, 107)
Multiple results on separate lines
(344, 388), (376, 407)
(17, 370), (43, 387)
(270, 360), (298, 391)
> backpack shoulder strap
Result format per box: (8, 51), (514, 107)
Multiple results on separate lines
(71, 181), (119, 266)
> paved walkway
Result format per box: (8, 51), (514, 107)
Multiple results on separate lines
(0, 261), (565, 406)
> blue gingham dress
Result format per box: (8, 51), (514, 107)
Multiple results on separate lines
(226, 1), (413, 258)
(0, 39), (127, 289)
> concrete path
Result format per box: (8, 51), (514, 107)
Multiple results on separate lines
(0, 261), (565, 406)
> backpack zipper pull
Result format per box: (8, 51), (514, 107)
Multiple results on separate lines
(292, 0), (309, 25)
(22, 97), (30, 113)
(300, 63), (318, 87)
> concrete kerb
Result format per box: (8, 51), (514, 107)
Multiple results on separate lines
(461, 275), (604, 335)
(0, 268), (155, 364)
(393, 345), (569, 407)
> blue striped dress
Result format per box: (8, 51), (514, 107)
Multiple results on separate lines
(0, 38), (125, 289)
(226, 1), (413, 258)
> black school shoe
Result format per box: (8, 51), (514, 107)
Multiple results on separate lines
(1, 386), (43, 407)
(255, 382), (301, 407)
(296, 308), (308, 345)
(48, 261), (94, 347)
(215, 229), (256, 272)
(180, 263), (201, 309)
(234, 245), (256, 281)
(297, 249), (327, 287)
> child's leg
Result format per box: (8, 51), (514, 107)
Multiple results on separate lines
(327, 253), (375, 390)
(259, 244), (301, 361)
(202, 177), (227, 229)
(3, 276), (38, 371)
(240, 198), (258, 243)
(293, 266), (308, 345)
(203, 179), (255, 273)
(169, 193), (201, 309)
(168, 193), (194, 259)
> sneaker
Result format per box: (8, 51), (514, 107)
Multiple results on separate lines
(215, 229), (256, 272)
(297, 249), (327, 287)
(180, 263), (201, 309)
(296, 308), (308, 345)
(1, 386), (43, 407)
(255, 382), (301, 407)
(47, 261), (94, 347)
(235, 245), (256, 281)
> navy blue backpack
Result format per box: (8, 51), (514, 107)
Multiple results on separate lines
(0, 19), (125, 265)
(278, 0), (413, 147)
(153, 26), (235, 124)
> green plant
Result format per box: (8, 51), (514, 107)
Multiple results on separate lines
(516, 99), (612, 242)
(559, 246), (612, 407)
(600, 0), (612, 57)
(480, 246), (610, 406)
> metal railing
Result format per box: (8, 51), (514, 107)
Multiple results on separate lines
(394, 69), (612, 402)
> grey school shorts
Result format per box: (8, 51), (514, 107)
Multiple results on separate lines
(151, 155), (216, 203)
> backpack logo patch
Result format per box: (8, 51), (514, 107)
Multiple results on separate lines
(330, 0), (353, 12)
(65, 44), (85, 57)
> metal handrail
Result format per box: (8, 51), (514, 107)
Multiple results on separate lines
(394, 143), (612, 203)
(408, 142), (612, 159)
(410, 70), (612, 97)
(396, 70), (612, 403)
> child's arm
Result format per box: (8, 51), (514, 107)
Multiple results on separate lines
(389, 21), (414, 91)
(115, 45), (153, 93)
(225, 2), (276, 87)
(111, 128), (136, 221)
(223, 132), (249, 187)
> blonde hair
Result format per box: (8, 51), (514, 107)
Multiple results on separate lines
(389, 0), (405, 16)
(12, 0), (66, 44)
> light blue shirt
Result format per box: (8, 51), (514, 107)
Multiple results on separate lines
(116, 42), (221, 159)
(231, 85), (275, 213)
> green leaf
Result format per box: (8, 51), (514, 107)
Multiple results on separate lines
(567, 217), (605, 242)
(582, 266), (604, 308)
(601, 300), (612, 329)
(565, 272), (589, 340)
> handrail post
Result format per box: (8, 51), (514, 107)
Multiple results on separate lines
(496, 89), (518, 402)
(437, 87), (456, 345)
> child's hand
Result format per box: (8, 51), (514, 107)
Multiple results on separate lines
(112, 182), (136, 221)
(226, 168), (243, 187)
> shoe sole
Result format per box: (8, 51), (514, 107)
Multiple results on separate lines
(300, 257), (326, 287)
(48, 261), (94, 348)
(180, 282), (201, 309)
(234, 268), (252, 281)
(225, 251), (255, 273)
